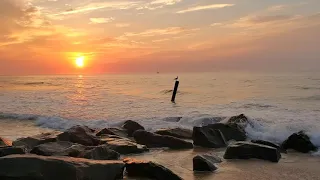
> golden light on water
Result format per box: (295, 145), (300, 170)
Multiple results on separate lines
(75, 56), (85, 68)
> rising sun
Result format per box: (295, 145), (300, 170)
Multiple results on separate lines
(75, 56), (85, 68)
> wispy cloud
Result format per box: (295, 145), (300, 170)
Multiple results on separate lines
(89, 17), (115, 24)
(177, 4), (234, 14)
(123, 27), (200, 37)
(116, 23), (131, 28)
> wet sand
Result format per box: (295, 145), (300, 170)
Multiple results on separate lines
(126, 148), (320, 180)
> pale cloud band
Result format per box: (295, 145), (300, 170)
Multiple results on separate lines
(177, 4), (234, 14)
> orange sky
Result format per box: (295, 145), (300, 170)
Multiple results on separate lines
(0, 0), (319, 75)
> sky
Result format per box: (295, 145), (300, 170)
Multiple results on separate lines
(0, 0), (319, 75)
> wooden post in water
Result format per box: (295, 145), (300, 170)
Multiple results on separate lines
(171, 80), (179, 103)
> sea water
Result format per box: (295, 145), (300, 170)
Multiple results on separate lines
(0, 72), (319, 147)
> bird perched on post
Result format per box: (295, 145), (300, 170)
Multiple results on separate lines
(174, 76), (179, 81)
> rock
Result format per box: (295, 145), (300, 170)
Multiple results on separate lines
(281, 131), (317, 153)
(155, 128), (193, 139)
(227, 114), (248, 124)
(0, 147), (26, 157)
(0, 154), (124, 180)
(124, 158), (182, 180)
(0, 137), (12, 147)
(82, 145), (120, 160)
(101, 135), (148, 154)
(133, 130), (193, 149)
(193, 154), (221, 172)
(224, 141), (281, 163)
(30, 141), (120, 160)
(193, 127), (227, 148)
(57, 126), (100, 146)
(122, 120), (145, 137)
(251, 140), (287, 153)
(13, 132), (61, 150)
(204, 123), (247, 141)
(96, 127), (127, 137)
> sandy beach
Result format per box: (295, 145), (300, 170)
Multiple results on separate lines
(126, 148), (320, 180)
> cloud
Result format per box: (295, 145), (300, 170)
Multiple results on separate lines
(177, 4), (234, 14)
(116, 23), (131, 28)
(123, 27), (200, 37)
(89, 17), (115, 24)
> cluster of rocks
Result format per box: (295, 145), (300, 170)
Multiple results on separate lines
(0, 114), (318, 179)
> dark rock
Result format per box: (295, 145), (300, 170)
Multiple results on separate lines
(30, 141), (85, 157)
(251, 140), (287, 153)
(82, 145), (120, 160)
(96, 127), (127, 137)
(204, 123), (247, 141)
(193, 154), (221, 172)
(281, 131), (317, 153)
(57, 126), (100, 146)
(0, 147), (26, 157)
(155, 128), (193, 139)
(13, 132), (61, 150)
(227, 114), (248, 124)
(101, 135), (148, 154)
(0, 137), (12, 147)
(122, 120), (145, 136)
(193, 127), (227, 148)
(30, 141), (120, 160)
(224, 141), (281, 163)
(124, 158), (182, 180)
(0, 154), (124, 180)
(133, 130), (193, 149)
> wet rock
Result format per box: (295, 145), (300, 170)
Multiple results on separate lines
(124, 158), (182, 180)
(281, 131), (317, 153)
(122, 120), (145, 137)
(13, 132), (61, 150)
(251, 140), (286, 153)
(227, 114), (248, 124)
(0, 137), (12, 147)
(0, 146), (26, 157)
(82, 145), (120, 160)
(224, 141), (281, 163)
(96, 127), (127, 137)
(57, 126), (100, 146)
(133, 130), (193, 149)
(30, 141), (120, 160)
(0, 154), (125, 180)
(193, 127), (227, 148)
(30, 141), (85, 157)
(155, 128), (193, 139)
(101, 135), (148, 154)
(204, 123), (247, 141)
(193, 154), (221, 172)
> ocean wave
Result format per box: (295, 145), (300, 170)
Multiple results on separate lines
(296, 95), (320, 101)
(1, 112), (320, 149)
(240, 103), (276, 109)
(294, 86), (320, 90)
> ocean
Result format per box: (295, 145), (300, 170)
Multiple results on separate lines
(0, 72), (320, 149)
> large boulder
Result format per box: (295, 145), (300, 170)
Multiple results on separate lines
(0, 154), (124, 180)
(281, 131), (317, 153)
(155, 128), (193, 139)
(30, 141), (120, 160)
(0, 137), (12, 147)
(122, 120), (145, 137)
(124, 158), (182, 180)
(96, 128), (127, 137)
(224, 141), (281, 163)
(133, 130), (193, 149)
(57, 126), (100, 146)
(101, 135), (148, 154)
(251, 140), (286, 153)
(203, 123), (247, 141)
(0, 146), (26, 157)
(13, 132), (61, 150)
(193, 127), (227, 148)
(193, 153), (221, 172)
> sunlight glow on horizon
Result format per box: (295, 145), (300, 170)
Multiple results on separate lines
(75, 56), (85, 68)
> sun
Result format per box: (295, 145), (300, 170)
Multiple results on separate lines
(75, 56), (85, 68)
